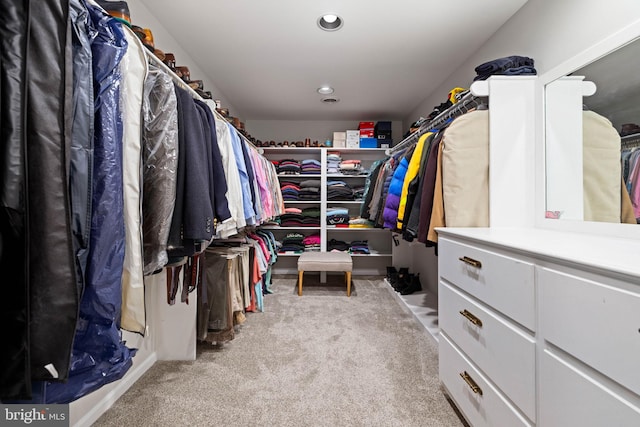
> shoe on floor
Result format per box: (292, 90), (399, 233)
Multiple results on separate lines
(400, 274), (422, 295)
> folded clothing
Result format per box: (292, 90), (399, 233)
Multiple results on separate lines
(300, 179), (321, 188)
(349, 217), (374, 228)
(327, 213), (350, 225)
(302, 233), (321, 246)
(327, 180), (354, 200)
(280, 232), (305, 253)
(328, 239), (350, 252)
(474, 55), (537, 81)
(327, 207), (349, 216)
(277, 159), (301, 174)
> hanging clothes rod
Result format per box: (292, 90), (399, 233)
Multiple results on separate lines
(146, 52), (259, 151)
(385, 92), (486, 156)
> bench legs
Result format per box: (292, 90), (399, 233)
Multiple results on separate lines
(298, 270), (304, 296)
(298, 270), (351, 296)
(345, 272), (352, 297)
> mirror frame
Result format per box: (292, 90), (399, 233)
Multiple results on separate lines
(536, 18), (640, 239)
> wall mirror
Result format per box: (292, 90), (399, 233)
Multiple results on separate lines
(544, 35), (640, 229)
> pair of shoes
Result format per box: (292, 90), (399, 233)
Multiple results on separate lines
(386, 266), (397, 285)
(391, 267), (410, 292)
(392, 268), (410, 291)
(399, 274), (422, 295)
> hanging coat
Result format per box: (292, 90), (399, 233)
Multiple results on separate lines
(383, 149), (412, 230)
(141, 65), (178, 275)
(0, 0), (30, 400)
(397, 133), (429, 230)
(45, 3), (134, 403)
(120, 25), (148, 334)
(26, 0), (78, 386)
(405, 132), (439, 241)
(68, 0), (95, 304)
(167, 85), (215, 261)
(193, 99), (232, 226)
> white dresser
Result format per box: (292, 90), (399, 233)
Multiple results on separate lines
(437, 227), (640, 427)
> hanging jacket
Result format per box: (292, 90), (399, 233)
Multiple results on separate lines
(141, 65), (178, 275)
(397, 133), (430, 230)
(405, 132), (440, 241)
(383, 148), (413, 229)
(360, 159), (384, 220)
(368, 157), (394, 225)
(26, 0), (78, 387)
(167, 85), (215, 260)
(69, 0), (94, 304)
(193, 99), (232, 226)
(45, 3), (134, 403)
(442, 110), (490, 229)
(120, 25), (148, 334)
(417, 136), (443, 245)
(0, 0), (30, 400)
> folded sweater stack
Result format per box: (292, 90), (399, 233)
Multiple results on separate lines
(301, 159), (321, 174)
(327, 180), (354, 200)
(327, 152), (342, 174)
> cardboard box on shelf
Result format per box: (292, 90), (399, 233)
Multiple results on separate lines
(359, 137), (378, 148)
(374, 121), (392, 132)
(346, 130), (360, 148)
(333, 131), (346, 148)
(377, 139), (392, 149)
(358, 121), (374, 130)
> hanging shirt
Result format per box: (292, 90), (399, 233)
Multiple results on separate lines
(227, 123), (256, 225)
(211, 108), (245, 233)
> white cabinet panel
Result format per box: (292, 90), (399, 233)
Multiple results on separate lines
(439, 237), (535, 330)
(540, 350), (640, 427)
(439, 281), (536, 420)
(439, 334), (532, 427)
(540, 267), (640, 396)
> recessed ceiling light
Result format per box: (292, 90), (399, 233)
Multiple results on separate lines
(317, 86), (334, 95)
(321, 96), (340, 103)
(323, 14), (338, 23)
(318, 14), (343, 31)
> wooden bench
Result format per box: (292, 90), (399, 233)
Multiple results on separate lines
(297, 252), (353, 296)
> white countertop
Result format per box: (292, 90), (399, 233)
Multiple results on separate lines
(437, 227), (640, 281)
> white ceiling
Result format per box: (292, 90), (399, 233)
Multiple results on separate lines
(139, 0), (528, 121)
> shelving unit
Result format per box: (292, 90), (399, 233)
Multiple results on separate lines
(260, 146), (392, 275)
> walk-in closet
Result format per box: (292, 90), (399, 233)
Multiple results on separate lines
(2, 1), (640, 426)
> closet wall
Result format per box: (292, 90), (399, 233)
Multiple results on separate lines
(126, 0), (240, 118)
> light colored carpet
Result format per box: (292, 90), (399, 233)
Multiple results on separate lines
(94, 276), (465, 427)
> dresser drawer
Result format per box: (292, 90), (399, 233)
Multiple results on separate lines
(439, 281), (536, 420)
(539, 267), (640, 395)
(439, 237), (535, 330)
(540, 350), (640, 426)
(439, 333), (532, 427)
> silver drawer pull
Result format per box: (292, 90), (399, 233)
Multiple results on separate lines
(460, 371), (483, 396)
(459, 256), (482, 269)
(459, 309), (483, 327)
